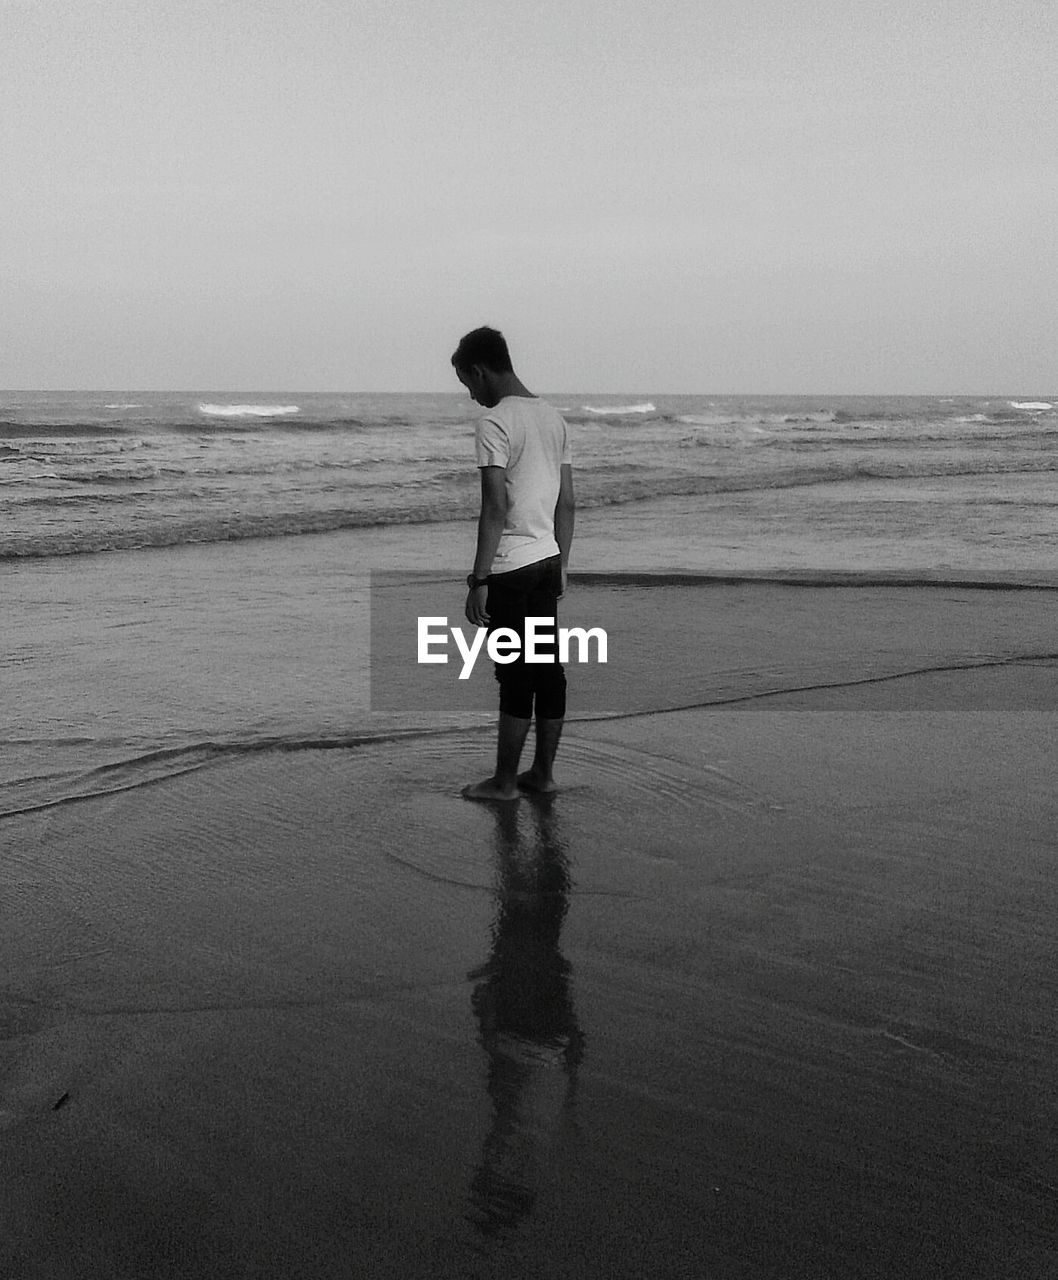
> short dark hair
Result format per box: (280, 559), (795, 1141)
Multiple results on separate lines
(451, 326), (514, 375)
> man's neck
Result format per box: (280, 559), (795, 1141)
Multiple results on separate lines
(488, 372), (535, 402)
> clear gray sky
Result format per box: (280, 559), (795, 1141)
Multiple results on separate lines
(2, 0), (1055, 392)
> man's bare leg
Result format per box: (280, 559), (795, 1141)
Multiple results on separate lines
(517, 717), (563, 793)
(462, 712), (532, 801)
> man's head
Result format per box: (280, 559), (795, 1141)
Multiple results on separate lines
(451, 326), (514, 408)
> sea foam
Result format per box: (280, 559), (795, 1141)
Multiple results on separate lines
(581, 402), (656, 415)
(198, 403), (301, 418)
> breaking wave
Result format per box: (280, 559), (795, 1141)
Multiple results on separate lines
(581, 402), (656, 415)
(198, 403), (302, 418)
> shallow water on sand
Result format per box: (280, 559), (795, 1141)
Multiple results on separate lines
(3, 481), (1056, 817)
(2, 711), (1055, 1277)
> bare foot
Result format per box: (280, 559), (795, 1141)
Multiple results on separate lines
(462, 777), (520, 802)
(517, 767), (558, 794)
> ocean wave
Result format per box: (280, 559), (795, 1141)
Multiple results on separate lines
(48, 459), (380, 485)
(680, 425), (773, 448)
(0, 471), (59, 485)
(675, 412), (836, 429)
(197, 403), (302, 418)
(829, 410), (925, 425)
(2, 454), (1054, 561)
(784, 424), (1058, 445)
(0, 422), (134, 439)
(25, 468), (172, 488)
(580, 402), (656, 415)
(0, 500), (467, 559)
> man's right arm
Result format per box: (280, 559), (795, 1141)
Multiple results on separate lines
(554, 463), (575, 595)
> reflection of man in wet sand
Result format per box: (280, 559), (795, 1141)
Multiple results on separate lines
(452, 326), (575, 802)
(465, 797), (584, 1236)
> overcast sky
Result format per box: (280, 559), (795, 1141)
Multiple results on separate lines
(2, 0), (1055, 392)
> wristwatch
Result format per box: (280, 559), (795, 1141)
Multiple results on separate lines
(466, 573), (489, 589)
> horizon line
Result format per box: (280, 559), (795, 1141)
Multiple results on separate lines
(2, 388), (1053, 399)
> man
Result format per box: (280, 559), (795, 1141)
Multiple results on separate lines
(452, 326), (575, 801)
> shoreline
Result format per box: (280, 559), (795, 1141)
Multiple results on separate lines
(5, 564), (1056, 817)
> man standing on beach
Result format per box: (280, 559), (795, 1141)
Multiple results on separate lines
(452, 326), (575, 802)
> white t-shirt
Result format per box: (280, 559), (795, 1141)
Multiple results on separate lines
(474, 396), (572, 574)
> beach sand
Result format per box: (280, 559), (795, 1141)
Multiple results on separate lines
(2, 563), (1056, 1278)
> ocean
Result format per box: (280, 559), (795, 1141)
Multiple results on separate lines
(3, 390), (1056, 820)
(2, 390), (1055, 560)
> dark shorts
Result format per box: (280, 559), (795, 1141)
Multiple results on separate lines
(486, 555), (567, 720)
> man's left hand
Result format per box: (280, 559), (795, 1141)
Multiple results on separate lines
(465, 586), (489, 627)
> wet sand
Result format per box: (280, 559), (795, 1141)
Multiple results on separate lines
(2, 622), (1056, 1276)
